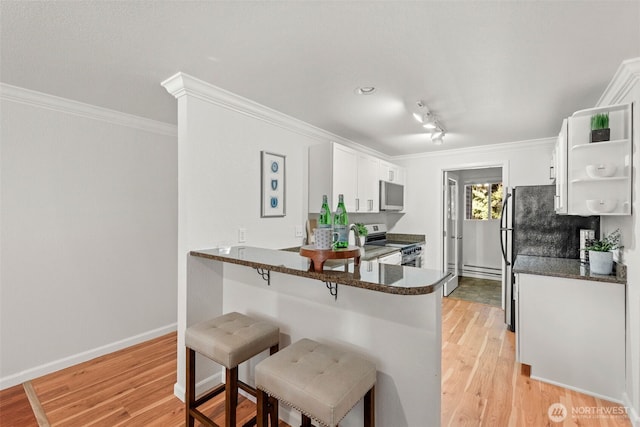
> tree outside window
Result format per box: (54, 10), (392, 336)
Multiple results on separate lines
(465, 183), (503, 220)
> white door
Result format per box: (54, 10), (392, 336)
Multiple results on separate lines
(443, 175), (459, 296)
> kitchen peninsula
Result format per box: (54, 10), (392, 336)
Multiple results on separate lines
(186, 246), (450, 427)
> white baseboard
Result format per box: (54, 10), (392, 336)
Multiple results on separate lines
(173, 371), (222, 403)
(623, 392), (640, 427)
(530, 373), (623, 404)
(0, 323), (177, 390)
(461, 273), (501, 281)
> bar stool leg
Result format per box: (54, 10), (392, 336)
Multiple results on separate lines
(268, 344), (279, 426)
(364, 386), (375, 427)
(301, 414), (312, 427)
(186, 347), (196, 427)
(225, 367), (238, 427)
(257, 389), (269, 426)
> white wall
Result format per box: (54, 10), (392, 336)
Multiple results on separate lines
(597, 58), (640, 425)
(0, 85), (178, 388)
(393, 139), (555, 271)
(162, 73), (328, 398)
(462, 220), (501, 277)
(458, 168), (503, 278)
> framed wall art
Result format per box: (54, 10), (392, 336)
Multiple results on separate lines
(260, 151), (286, 217)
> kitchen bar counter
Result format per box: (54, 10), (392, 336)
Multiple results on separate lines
(191, 246), (449, 295)
(513, 255), (626, 284)
(186, 245), (446, 426)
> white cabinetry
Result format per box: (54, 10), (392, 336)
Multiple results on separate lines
(332, 143), (358, 212)
(554, 119), (568, 214)
(379, 160), (405, 184)
(357, 153), (380, 213)
(309, 142), (391, 213)
(516, 273), (625, 400)
(566, 103), (632, 215)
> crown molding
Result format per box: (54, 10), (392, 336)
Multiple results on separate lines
(391, 137), (555, 161)
(0, 83), (177, 137)
(597, 57), (640, 106)
(161, 72), (388, 159)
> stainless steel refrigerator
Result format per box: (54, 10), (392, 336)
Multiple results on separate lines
(500, 185), (600, 331)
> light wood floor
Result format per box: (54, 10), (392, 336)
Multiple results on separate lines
(442, 298), (630, 427)
(0, 299), (632, 426)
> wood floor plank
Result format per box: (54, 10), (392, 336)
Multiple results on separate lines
(0, 384), (39, 427)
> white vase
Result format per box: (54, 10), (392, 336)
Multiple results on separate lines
(589, 250), (613, 275)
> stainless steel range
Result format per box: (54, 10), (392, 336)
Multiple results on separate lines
(363, 224), (423, 267)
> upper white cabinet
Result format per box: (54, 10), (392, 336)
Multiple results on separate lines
(554, 119), (568, 214)
(308, 142), (401, 213)
(379, 160), (405, 184)
(357, 153), (380, 213)
(566, 103), (632, 215)
(330, 143), (359, 212)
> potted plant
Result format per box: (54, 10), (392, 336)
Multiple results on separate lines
(351, 223), (368, 247)
(584, 228), (621, 275)
(590, 112), (610, 143)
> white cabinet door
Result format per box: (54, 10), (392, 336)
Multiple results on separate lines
(379, 161), (405, 185)
(379, 160), (399, 183)
(332, 144), (358, 213)
(357, 154), (379, 212)
(517, 273), (625, 400)
(554, 119), (568, 214)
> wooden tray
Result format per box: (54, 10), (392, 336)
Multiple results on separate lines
(299, 245), (361, 272)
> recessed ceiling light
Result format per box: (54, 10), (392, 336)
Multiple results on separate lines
(355, 86), (376, 95)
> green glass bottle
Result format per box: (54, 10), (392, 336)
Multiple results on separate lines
(318, 195), (332, 229)
(333, 194), (349, 249)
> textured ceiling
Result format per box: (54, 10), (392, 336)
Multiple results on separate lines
(2, 1), (639, 156)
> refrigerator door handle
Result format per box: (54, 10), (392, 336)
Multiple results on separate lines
(499, 192), (512, 265)
(500, 192), (511, 226)
(500, 229), (510, 265)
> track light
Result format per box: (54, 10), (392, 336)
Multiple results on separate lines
(431, 133), (444, 145)
(413, 100), (447, 144)
(422, 118), (437, 130)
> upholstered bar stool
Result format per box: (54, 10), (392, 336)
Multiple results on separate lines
(185, 312), (280, 427)
(255, 338), (376, 427)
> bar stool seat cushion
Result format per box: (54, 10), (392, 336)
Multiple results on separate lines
(256, 338), (376, 427)
(185, 312), (279, 369)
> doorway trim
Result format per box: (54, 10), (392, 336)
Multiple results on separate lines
(440, 160), (510, 308)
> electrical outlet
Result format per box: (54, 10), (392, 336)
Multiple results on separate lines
(238, 227), (246, 243)
(295, 226), (303, 238)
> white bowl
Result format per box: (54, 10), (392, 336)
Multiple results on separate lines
(586, 199), (617, 213)
(586, 164), (616, 178)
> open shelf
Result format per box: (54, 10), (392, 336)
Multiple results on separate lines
(571, 176), (628, 184)
(571, 138), (629, 151)
(565, 102), (632, 216)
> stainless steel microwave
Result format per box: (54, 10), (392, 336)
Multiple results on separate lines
(380, 180), (404, 211)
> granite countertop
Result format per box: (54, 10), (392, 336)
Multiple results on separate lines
(190, 246), (450, 295)
(513, 255), (626, 284)
(360, 245), (399, 260)
(386, 233), (426, 244)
